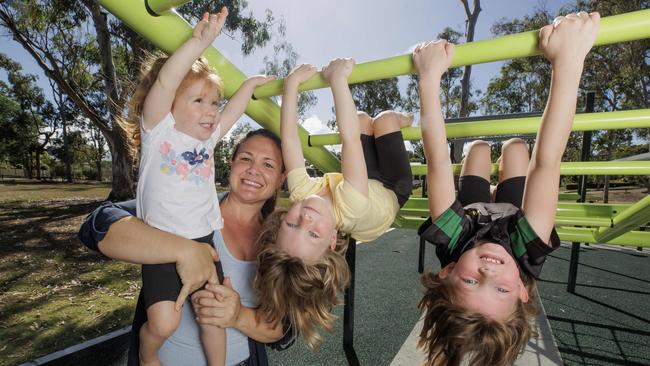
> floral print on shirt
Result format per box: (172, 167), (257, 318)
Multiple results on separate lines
(159, 141), (214, 185)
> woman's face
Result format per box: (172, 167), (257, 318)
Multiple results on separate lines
(229, 135), (285, 205)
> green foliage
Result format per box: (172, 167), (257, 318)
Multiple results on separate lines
(179, 0), (274, 56)
(214, 123), (253, 184)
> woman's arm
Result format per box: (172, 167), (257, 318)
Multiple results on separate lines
(78, 200), (218, 308)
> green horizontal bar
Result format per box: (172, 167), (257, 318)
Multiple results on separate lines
(254, 9), (650, 98)
(145, 0), (191, 15)
(97, 0), (341, 174)
(556, 227), (650, 247)
(554, 217), (611, 227)
(594, 194), (650, 242)
(556, 202), (631, 218)
(409, 161), (650, 176)
(395, 215), (650, 246)
(401, 198), (624, 213)
(310, 109), (650, 145)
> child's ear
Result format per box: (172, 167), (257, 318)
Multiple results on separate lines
(518, 279), (529, 303)
(329, 230), (338, 250)
(438, 262), (456, 279)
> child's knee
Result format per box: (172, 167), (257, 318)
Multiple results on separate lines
(501, 138), (528, 155)
(145, 303), (181, 338)
(373, 110), (413, 134)
(357, 111), (373, 135)
(465, 140), (491, 159)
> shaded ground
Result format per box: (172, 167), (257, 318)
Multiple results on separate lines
(0, 182), (139, 366)
(538, 244), (650, 366)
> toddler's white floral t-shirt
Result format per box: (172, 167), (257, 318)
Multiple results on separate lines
(136, 113), (223, 239)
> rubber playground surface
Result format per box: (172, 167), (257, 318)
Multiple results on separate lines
(32, 228), (649, 366)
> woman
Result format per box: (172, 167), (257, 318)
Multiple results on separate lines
(79, 129), (294, 366)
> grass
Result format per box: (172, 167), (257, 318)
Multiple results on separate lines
(0, 181), (139, 366)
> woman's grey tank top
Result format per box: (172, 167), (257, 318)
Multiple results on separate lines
(158, 230), (258, 366)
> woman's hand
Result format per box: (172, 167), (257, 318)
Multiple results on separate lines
(192, 278), (242, 328)
(174, 242), (219, 310)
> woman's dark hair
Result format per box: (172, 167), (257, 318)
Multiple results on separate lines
(231, 129), (284, 218)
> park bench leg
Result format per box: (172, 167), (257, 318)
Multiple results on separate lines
(343, 238), (360, 366)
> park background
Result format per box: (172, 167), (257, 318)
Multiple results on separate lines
(0, 0), (648, 365)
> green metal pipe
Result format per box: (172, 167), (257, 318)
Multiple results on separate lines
(554, 217), (611, 227)
(309, 109), (650, 145)
(556, 227), (650, 247)
(145, 0), (191, 15)
(253, 9), (650, 98)
(409, 161), (650, 176)
(395, 215), (650, 244)
(593, 194), (650, 242)
(96, 0), (341, 173)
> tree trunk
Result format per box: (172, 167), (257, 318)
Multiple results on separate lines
(459, 0), (481, 117)
(63, 120), (72, 182)
(35, 148), (41, 180)
(96, 159), (103, 182)
(106, 129), (135, 200)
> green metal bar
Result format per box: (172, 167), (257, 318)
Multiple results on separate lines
(556, 227), (650, 247)
(253, 9), (650, 98)
(554, 217), (612, 227)
(309, 109), (650, 145)
(145, 0), (191, 15)
(396, 215), (650, 246)
(556, 202), (631, 217)
(97, 0), (341, 173)
(593, 194), (650, 242)
(409, 161), (650, 176)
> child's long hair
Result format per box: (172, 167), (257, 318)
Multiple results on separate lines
(417, 272), (538, 366)
(253, 208), (350, 350)
(118, 53), (223, 161)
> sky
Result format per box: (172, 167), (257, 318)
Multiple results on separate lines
(0, 0), (572, 139)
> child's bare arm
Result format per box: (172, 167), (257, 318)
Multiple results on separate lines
(142, 8), (228, 130)
(523, 12), (600, 243)
(322, 58), (368, 197)
(413, 40), (456, 219)
(219, 74), (276, 139)
(281, 64), (317, 172)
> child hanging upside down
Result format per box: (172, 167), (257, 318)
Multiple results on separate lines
(414, 11), (600, 366)
(253, 60), (414, 349)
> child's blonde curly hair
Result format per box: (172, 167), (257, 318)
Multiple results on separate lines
(253, 208), (350, 350)
(418, 271), (539, 366)
(118, 53), (223, 161)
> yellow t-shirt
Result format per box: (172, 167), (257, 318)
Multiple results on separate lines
(287, 167), (400, 242)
